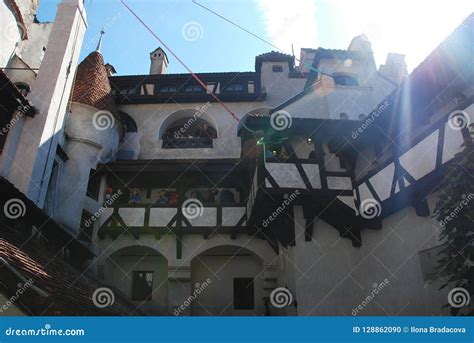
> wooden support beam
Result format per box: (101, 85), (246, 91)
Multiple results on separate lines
(176, 233), (182, 259)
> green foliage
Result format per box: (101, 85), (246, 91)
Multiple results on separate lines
(432, 140), (474, 315)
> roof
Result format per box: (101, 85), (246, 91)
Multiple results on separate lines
(109, 71), (256, 79)
(255, 51), (295, 71)
(0, 177), (93, 259)
(0, 176), (141, 316)
(0, 228), (140, 316)
(71, 51), (118, 115)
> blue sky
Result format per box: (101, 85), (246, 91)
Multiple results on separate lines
(37, 0), (474, 76)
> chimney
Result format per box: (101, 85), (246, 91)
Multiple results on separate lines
(5, 0), (87, 207)
(150, 47), (168, 75)
(105, 63), (117, 76)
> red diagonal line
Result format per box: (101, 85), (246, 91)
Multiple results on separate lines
(119, 0), (242, 124)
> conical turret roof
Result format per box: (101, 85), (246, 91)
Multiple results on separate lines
(71, 51), (118, 115)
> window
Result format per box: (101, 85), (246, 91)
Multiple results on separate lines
(272, 65), (283, 72)
(162, 117), (216, 149)
(233, 278), (254, 310)
(223, 83), (244, 92)
(184, 84), (204, 93)
(86, 169), (100, 200)
(333, 74), (358, 86)
(132, 271), (154, 301)
(248, 81), (255, 93)
(160, 85), (177, 93)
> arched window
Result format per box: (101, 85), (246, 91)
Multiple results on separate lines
(119, 111), (137, 133)
(162, 117), (216, 149)
(333, 73), (358, 86)
(118, 112), (139, 160)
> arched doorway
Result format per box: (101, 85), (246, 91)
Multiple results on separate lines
(104, 246), (168, 315)
(190, 245), (264, 316)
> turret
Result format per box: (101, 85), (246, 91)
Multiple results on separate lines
(54, 32), (122, 235)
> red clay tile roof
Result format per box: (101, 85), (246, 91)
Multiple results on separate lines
(0, 228), (141, 316)
(71, 51), (118, 115)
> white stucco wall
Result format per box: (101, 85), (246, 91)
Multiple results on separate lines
(190, 250), (264, 316)
(260, 61), (306, 106)
(53, 102), (120, 232)
(283, 202), (449, 316)
(105, 246), (168, 315)
(281, 72), (395, 121)
(118, 102), (258, 160)
(96, 231), (277, 315)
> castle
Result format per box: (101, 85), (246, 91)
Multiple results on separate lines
(0, 0), (472, 316)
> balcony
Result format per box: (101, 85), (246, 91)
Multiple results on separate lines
(109, 72), (266, 104)
(162, 137), (213, 149)
(97, 202), (247, 240)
